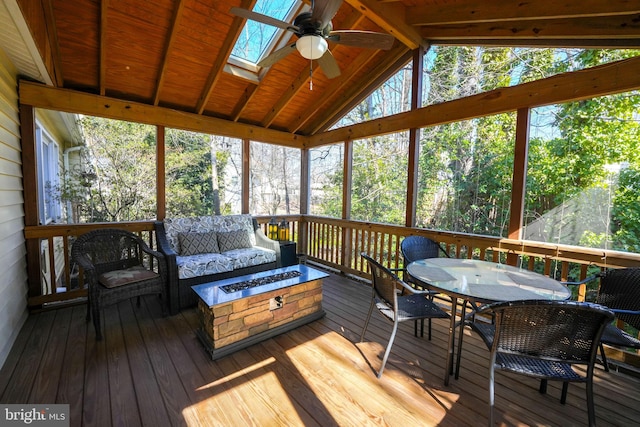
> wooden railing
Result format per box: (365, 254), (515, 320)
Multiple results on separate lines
(25, 215), (640, 306)
(302, 215), (640, 277)
(23, 221), (157, 308)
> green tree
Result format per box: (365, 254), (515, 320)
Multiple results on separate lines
(78, 117), (157, 222)
(165, 129), (214, 217)
(350, 135), (408, 224)
(611, 166), (640, 252)
(524, 49), (640, 250)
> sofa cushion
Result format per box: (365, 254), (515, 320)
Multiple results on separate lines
(217, 230), (252, 252)
(222, 247), (277, 270)
(98, 265), (159, 288)
(175, 253), (234, 279)
(179, 231), (219, 255)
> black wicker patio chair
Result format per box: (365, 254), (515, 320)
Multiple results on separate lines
(477, 299), (613, 427)
(360, 253), (450, 378)
(72, 228), (168, 340)
(398, 235), (450, 338)
(569, 267), (640, 371)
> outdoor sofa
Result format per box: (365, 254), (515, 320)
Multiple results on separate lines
(155, 214), (280, 314)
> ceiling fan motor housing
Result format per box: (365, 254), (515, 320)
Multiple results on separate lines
(294, 12), (329, 37)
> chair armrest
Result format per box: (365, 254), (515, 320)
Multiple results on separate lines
(610, 308), (640, 316)
(138, 243), (166, 275)
(139, 241), (165, 261)
(154, 221), (177, 257)
(561, 274), (600, 286)
(154, 220), (180, 314)
(72, 252), (97, 280)
(399, 279), (439, 296)
(253, 226), (282, 266)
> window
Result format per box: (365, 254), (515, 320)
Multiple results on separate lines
(229, 0), (301, 73)
(524, 92), (640, 253)
(249, 141), (300, 215)
(309, 144), (343, 217)
(36, 122), (61, 224)
(165, 129), (242, 217)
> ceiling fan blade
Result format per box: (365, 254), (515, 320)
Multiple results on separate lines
(317, 49), (341, 79)
(328, 30), (395, 50)
(310, 0), (343, 29)
(230, 7), (298, 32)
(258, 43), (297, 68)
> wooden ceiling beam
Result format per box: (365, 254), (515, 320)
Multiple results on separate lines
(344, 0), (424, 49)
(153, 0), (185, 106)
(19, 81), (307, 148)
(260, 67), (309, 128)
(308, 55), (640, 147)
(419, 15), (640, 41)
(99, 0), (108, 95)
(288, 48), (379, 134)
(42, 0), (63, 86)
(196, 0), (257, 115)
(304, 44), (412, 135)
(407, 0), (640, 25)
(310, 48), (413, 135)
(432, 39), (640, 49)
(231, 83), (259, 122)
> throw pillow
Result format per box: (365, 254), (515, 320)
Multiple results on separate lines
(179, 231), (219, 256)
(217, 230), (252, 252)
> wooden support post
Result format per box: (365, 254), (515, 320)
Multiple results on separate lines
(507, 107), (530, 264)
(156, 125), (166, 220)
(20, 103), (42, 302)
(406, 46), (425, 227)
(242, 138), (250, 214)
(342, 140), (353, 268)
(299, 148), (310, 255)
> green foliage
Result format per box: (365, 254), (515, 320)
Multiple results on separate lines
(65, 119), (234, 222)
(350, 135), (408, 224)
(611, 167), (640, 252)
(76, 117), (157, 222)
(315, 46), (640, 254)
(165, 129), (215, 217)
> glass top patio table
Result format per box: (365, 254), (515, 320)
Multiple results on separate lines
(406, 258), (571, 385)
(406, 258), (571, 304)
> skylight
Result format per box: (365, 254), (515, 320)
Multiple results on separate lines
(230, 0), (300, 69)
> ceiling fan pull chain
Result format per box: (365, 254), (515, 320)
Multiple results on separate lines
(309, 60), (314, 90)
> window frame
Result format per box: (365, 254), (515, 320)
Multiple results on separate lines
(35, 121), (61, 224)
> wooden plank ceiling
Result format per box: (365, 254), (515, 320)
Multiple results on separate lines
(17, 0), (640, 140)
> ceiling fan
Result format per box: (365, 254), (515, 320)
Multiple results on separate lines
(230, 0), (395, 79)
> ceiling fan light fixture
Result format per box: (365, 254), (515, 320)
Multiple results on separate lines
(296, 35), (327, 60)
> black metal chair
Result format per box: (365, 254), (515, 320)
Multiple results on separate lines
(476, 300), (613, 427)
(72, 228), (168, 340)
(570, 267), (640, 371)
(360, 253), (450, 378)
(399, 235), (450, 338)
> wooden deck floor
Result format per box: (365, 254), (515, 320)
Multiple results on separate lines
(1, 269), (639, 426)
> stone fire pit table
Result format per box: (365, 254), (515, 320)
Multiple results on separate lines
(192, 264), (328, 360)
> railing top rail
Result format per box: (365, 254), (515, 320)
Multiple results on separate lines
(302, 215), (640, 269)
(24, 221), (156, 239)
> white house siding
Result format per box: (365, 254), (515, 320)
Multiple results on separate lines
(0, 46), (28, 369)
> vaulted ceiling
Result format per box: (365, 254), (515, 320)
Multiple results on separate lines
(12, 0), (640, 140)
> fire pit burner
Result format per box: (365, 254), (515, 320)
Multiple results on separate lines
(220, 270), (302, 293)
